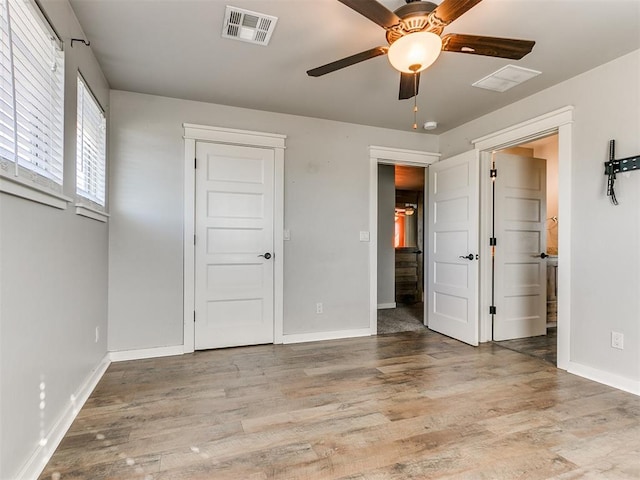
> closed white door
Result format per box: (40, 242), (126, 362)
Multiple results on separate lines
(493, 153), (547, 340)
(427, 150), (479, 346)
(195, 142), (274, 349)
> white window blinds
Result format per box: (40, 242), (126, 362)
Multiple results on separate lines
(76, 75), (106, 207)
(0, 0), (64, 192)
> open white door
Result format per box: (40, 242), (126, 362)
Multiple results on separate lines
(427, 150), (479, 346)
(493, 153), (547, 340)
(194, 142), (275, 349)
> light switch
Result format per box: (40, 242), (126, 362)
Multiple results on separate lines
(283, 229), (291, 241)
(359, 231), (370, 242)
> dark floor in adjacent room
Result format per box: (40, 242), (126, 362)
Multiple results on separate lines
(377, 302), (426, 334)
(495, 326), (558, 366)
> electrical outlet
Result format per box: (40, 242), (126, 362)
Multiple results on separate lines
(95, 326), (100, 343)
(611, 331), (624, 350)
(316, 303), (323, 314)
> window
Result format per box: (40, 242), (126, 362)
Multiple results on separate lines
(76, 74), (106, 208)
(0, 0), (65, 195)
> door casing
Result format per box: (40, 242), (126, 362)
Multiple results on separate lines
(183, 124), (286, 353)
(473, 106), (573, 370)
(368, 146), (440, 334)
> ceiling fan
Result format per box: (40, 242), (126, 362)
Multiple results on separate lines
(307, 0), (535, 100)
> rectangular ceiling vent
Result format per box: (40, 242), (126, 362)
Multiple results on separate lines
(222, 6), (278, 46)
(472, 65), (541, 92)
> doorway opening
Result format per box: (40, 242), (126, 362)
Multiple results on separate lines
(377, 164), (427, 334)
(490, 134), (559, 364)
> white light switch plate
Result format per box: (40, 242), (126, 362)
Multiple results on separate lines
(283, 229), (291, 241)
(359, 231), (370, 242)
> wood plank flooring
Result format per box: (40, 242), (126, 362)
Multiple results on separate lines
(39, 330), (640, 479)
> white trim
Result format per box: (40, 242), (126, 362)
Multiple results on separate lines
(0, 174), (71, 209)
(183, 124), (286, 149)
(369, 146), (439, 336)
(377, 302), (396, 309)
(370, 145), (441, 165)
(16, 354), (110, 480)
(183, 124), (286, 351)
(282, 328), (372, 344)
(109, 345), (184, 362)
(183, 138), (196, 353)
(567, 362), (640, 396)
(472, 106), (573, 371)
(473, 106), (574, 151)
(273, 147), (285, 344)
(75, 205), (109, 222)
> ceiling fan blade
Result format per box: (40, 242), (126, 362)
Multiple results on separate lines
(307, 46), (388, 77)
(338, 0), (402, 29)
(442, 34), (535, 59)
(430, 0), (483, 26)
(399, 72), (420, 100)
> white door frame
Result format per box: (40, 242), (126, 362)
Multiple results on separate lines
(183, 124), (286, 353)
(473, 106), (573, 370)
(368, 146), (440, 334)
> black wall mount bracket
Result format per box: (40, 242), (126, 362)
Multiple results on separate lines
(604, 139), (640, 205)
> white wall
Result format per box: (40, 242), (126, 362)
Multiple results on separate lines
(107, 91), (438, 349)
(0, 1), (110, 478)
(377, 164), (396, 306)
(440, 50), (640, 386)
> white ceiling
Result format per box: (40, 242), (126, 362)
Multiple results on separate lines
(68, 0), (640, 134)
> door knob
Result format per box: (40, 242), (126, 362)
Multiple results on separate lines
(459, 254), (474, 260)
(535, 252), (548, 259)
(258, 252), (272, 260)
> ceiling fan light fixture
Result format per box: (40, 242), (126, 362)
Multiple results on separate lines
(387, 31), (443, 74)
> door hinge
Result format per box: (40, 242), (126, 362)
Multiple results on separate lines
(489, 306), (497, 315)
(489, 237), (497, 246)
(194, 157), (197, 169)
(194, 234), (196, 245)
(193, 311), (196, 322)
(490, 168), (497, 178)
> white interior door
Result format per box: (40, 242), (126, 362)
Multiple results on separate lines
(195, 142), (274, 349)
(427, 150), (479, 346)
(493, 153), (547, 341)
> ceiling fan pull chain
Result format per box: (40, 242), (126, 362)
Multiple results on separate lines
(412, 71), (418, 129)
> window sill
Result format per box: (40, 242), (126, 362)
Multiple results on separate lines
(75, 204), (109, 223)
(0, 173), (71, 209)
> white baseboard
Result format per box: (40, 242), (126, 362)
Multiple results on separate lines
(17, 353), (111, 480)
(568, 361), (640, 396)
(109, 344), (185, 362)
(377, 303), (396, 309)
(282, 328), (372, 344)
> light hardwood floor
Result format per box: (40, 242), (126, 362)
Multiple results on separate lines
(40, 330), (639, 479)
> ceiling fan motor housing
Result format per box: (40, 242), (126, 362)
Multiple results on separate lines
(386, 1), (443, 44)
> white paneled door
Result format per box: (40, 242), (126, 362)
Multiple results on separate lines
(493, 153), (547, 340)
(427, 150), (480, 346)
(195, 142), (275, 349)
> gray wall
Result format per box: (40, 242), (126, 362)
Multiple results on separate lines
(377, 164), (396, 306)
(107, 91), (438, 349)
(0, 1), (110, 478)
(440, 50), (640, 383)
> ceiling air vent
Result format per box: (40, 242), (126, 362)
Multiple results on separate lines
(222, 6), (278, 46)
(472, 65), (541, 92)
